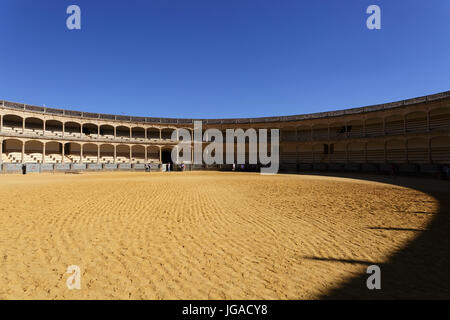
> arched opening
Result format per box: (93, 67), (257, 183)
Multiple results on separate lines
(161, 147), (173, 165)
(297, 126), (311, 141)
(116, 126), (130, 139)
(25, 117), (44, 135)
(2, 115), (23, 134)
(312, 124), (328, 140)
(161, 128), (175, 140)
(312, 143), (327, 163)
(348, 142), (365, 163)
(329, 122), (346, 140)
(147, 127), (160, 140)
(407, 138), (428, 163)
(132, 127), (145, 140)
(116, 145), (130, 163)
(83, 143), (98, 163)
(24, 140), (43, 163)
(347, 120), (364, 138)
(429, 107), (450, 131)
(65, 122), (81, 138)
(66, 142), (82, 163)
(82, 123), (98, 138)
(386, 140), (406, 163)
(280, 144), (296, 165)
(385, 115), (404, 135)
(45, 120), (63, 137)
(365, 118), (384, 137)
(3, 139), (23, 163)
(147, 146), (160, 163)
(132, 145), (145, 163)
(406, 112), (427, 133)
(131, 145), (145, 163)
(280, 127), (296, 142)
(331, 142), (347, 163)
(430, 136), (450, 164)
(99, 144), (114, 163)
(366, 141), (384, 163)
(99, 125), (114, 139)
(45, 141), (64, 163)
(298, 145), (313, 163)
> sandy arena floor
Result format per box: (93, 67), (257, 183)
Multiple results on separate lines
(0, 171), (442, 299)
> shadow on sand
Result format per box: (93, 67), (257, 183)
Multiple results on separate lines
(296, 172), (450, 299)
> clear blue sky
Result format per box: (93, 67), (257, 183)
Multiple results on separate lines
(0, 0), (449, 118)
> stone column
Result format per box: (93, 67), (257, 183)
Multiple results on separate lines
(42, 143), (46, 164)
(114, 145), (117, 163)
(129, 146), (132, 164)
(80, 144), (83, 164)
(159, 147), (162, 163)
(62, 143), (65, 163)
(145, 146), (148, 163)
(62, 122), (65, 138)
(364, 142), (368, 163)
(43, 121), (46, 136)
(0, 140), (3, 164)
(159, 129), (162, 140)
(405, 140), (409, 164)
(114, 127), (117, 139)
(428, 138), (432, 163)
(97, 145), (100, 164)
(403, 115), (407, 134)
(22, 118), (25, 134)
(22, 141), (25, 163)
(345, 143), (349, 163)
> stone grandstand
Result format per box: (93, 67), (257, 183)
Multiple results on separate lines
(0, 91), (449, 175)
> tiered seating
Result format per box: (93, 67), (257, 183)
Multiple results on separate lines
(347, 125), (364, 138)
(24, 128), (44, 136)
(45, 130), (63, 137)
(406, 117), (427, 133)
(66, 154), (81, 163)
(45, 154), (64, 163)
(116, 156), (129, 163)
(2, 126), (22, 135)
(83, 156), (98, 163)
(24, 153), (43, 163)
(131, 157), (146, 164)
(430, 112), (450, 131)
(99, 134), (115, 140)
(65, 131), (81, 138)
(385, 119), (404, 135)
(312, 127), (329, 140)
(365, 123), (384, 137)
(6, 152), (22, 163)
(100, 156), (115, 164)
(407, 148), (428, 163)
(366, 149), (385, 163)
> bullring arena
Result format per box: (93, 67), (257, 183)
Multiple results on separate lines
(0, 91), (450, 299)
